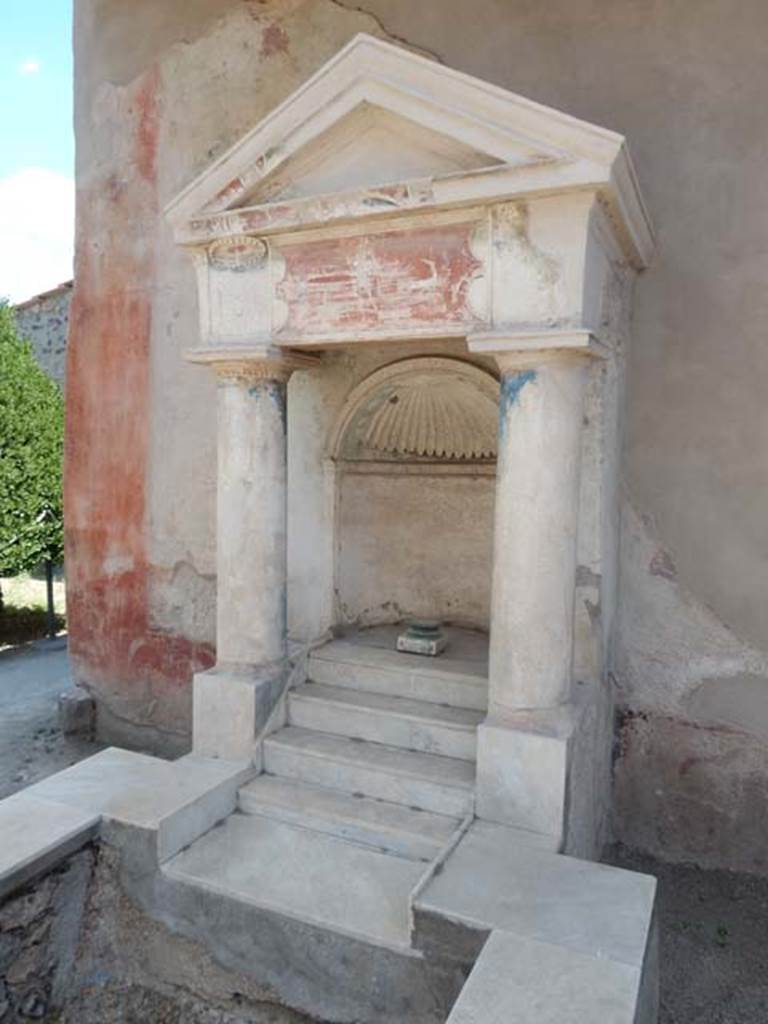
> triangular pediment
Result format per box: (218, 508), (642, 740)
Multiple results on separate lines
(235, 103), (506, 206)
(167, 33), (653, 267)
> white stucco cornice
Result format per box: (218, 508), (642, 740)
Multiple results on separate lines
(166, 34), (654, 268)
(468, 329), (609, 370)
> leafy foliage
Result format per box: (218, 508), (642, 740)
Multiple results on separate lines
(0, 302), (64, 576)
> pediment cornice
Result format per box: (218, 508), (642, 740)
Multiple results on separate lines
(166, 34), (653, 268)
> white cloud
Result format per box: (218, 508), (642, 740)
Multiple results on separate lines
(19, 59), (41, 75)
(0, 168), (74, 304)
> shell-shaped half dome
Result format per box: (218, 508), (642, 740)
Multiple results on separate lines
(337, 359), (499, 462)
(365, 376), (497, 459)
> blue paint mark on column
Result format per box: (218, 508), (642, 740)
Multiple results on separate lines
(248, 378), (288, 432)
(499, 369), (536, 442)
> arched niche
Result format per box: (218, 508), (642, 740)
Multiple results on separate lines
(330, 357), (499, 630)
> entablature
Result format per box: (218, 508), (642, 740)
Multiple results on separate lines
(168, 34), (653, 358)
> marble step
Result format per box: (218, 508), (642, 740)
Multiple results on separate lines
(238, 775), (460, 862)
(308, 640), (488, 712)
(163, 812), (424, 951)
(263, 727), (475, 817)
(288, 682), (482, 761)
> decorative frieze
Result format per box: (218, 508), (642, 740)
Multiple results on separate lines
(274, 218), (487, 343)
(212, 360), (292, 385)
(186, 345), (318, 384)
(206, 235), (268, 272)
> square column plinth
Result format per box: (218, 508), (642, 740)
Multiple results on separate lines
(192, 667), (285, 761)
(475, 708), (578, 840)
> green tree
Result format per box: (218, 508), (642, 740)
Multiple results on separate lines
(0, 302), (64, 610)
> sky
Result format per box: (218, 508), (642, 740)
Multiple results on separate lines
(0, 1), (74, 304)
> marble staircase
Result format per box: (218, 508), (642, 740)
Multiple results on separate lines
(253, 639), (486, 847)
(164, 634), (488, 949)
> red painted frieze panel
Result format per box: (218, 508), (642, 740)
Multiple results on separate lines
(276, 220), (484, 338)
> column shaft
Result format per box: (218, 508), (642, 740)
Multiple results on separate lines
(489, 352), (587, 712)
(216, 369), (287, 673)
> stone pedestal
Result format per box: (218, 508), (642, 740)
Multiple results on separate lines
(192, 667), (280, 761)
(475, 707), (580, 839)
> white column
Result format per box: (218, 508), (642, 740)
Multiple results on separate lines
(488, 348), (588, 714)
(188, 347), (313, 760)
(467, 333), (596, 836)
(215, 360), (289, 674)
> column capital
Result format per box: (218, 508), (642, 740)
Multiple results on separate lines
(467, 329), (607, 373)
(186, 344), (320, 383)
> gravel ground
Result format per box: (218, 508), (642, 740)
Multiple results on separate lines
(0, 637), (103, 800)
(607, 845), (768, 1023)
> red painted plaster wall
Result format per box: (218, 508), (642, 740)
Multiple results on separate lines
(65, 66), (213, 751)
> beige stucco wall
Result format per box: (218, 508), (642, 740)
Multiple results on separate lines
(337, 469), (494, 629)
(71, 0), (768, 869)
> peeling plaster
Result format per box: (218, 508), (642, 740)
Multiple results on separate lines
(685, 673), (768, 742)
(576, 565), (602, 589)
(260, 20), (291, 57)
(615, 501), (768, 720)
(149, 561), (217, 647)
(492, 202), (564, 326)
(613, 499), (768, 869)
(649, 547), (677, 581)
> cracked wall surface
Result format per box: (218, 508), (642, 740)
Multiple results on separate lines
(69, 0), (768, 868)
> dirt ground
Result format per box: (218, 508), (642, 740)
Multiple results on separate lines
(0, 637), (102, 800)
(607, 846), (768, 1023)
(1, 641), (767, 1022)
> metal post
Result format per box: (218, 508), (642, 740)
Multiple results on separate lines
(45, 558), (56, 639)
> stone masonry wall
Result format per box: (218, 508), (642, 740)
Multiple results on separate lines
(69, 0), (768, 870)
(13, 283), (71, 387)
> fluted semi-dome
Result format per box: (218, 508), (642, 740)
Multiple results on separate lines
(338, 359), (499, 462)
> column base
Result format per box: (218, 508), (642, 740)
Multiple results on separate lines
(475, 680), (613, 857)
(192, 664), (285, 760)
(476, 706), (578, 845)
